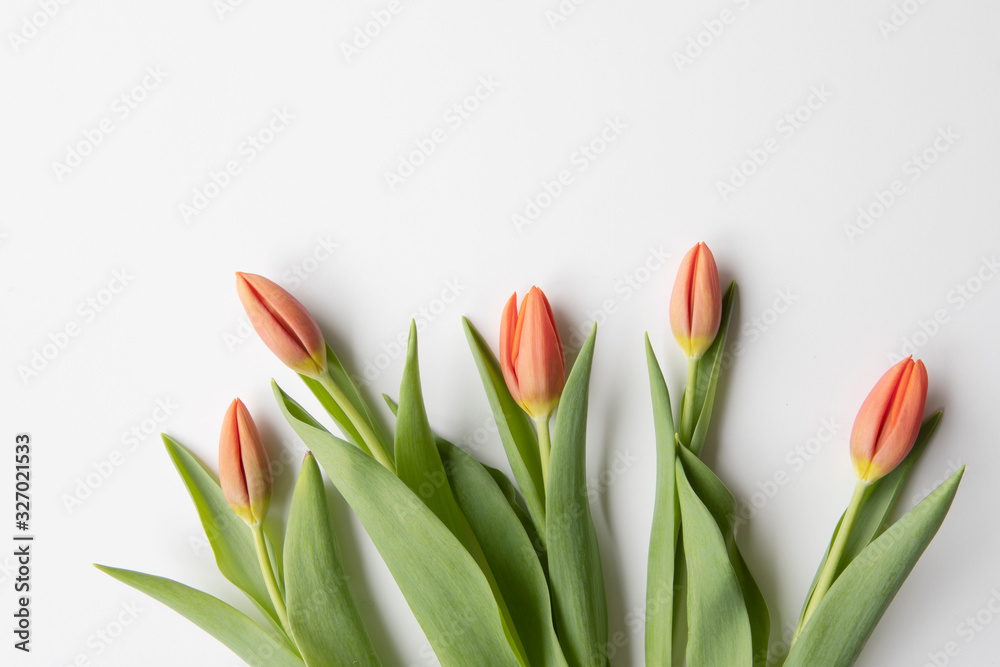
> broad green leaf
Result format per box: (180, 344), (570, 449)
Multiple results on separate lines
(299, 344), (393, 464)
(795, 412), (942, 631)
(688, 281), (737, 457)
(486, 465), (545, 560)
(785, 468), (964, 667)
(547, 325), (608, 667)
(439, 440), (568, 667)
(676, 445), (769, 667)
(95, 565), (303, 667)
(644, 335), (678, 666)
(395, 321), (467, 542)
(675, 460), (753, 667)
(463, 317), (546, 545)
(284, 453), (380, 667)
(274, 383), (520, 667)
(162, 435), (285, 638)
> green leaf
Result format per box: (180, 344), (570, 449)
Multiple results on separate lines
(395, 321), (467, 542)
(274, 382), (520, 667)
(785, 467), (964, 667)
(795, 412), (942, 631)
(688, 281), (737, 457)
(284, 453), (380, 667)
(547, 324), (608, 667)
(463, 317), (546, 545)
(439, 440), (568, 667)
(95, 565), (303, 667)
(299, 343), (393, 463)
(644, 335), (678, 666)
(162, 435), (285, 637)
(675, 459), (753, 667)
(676, 445), (769, 667)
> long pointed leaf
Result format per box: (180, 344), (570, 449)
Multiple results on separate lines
(785, 468), (964, 667)
(463, 317), (546, 544)
(439, 440), (568, 667)
(284, 453), (380, 667)
(547, 325), (608, 667)
(688, 282), (737, 457)
(675, 460), (753, 667)
(95, 565), (303, 667)
(274, 382), (519, 667)
(644, 335), (678, 666)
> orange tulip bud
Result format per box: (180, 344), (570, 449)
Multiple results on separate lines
(850, 357), (928, 483)
(236, 272), (327, 378)
(219, 398), (272, 526)
(499, 287), (566, 419)
(669, 242), (722, 359)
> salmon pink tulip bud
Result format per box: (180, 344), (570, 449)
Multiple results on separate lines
(236, 272), (327, 378)
(669, 242), (722, 359)
(219, 398), (272, 526)
(499, 287), (566, 419)
(850, 357), (928, 483)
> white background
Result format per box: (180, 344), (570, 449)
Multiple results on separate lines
(2, 0), (999, 665)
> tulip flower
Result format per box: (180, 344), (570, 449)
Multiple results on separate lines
(499, 287), (565, 491)
(236, 272), (327, 378)
(799, 357), (929, 631)
(218, 398), (290, 633)
(218, 398), (272, 526)
(669, 242), (721, 360)
(850, 357), (928, 483)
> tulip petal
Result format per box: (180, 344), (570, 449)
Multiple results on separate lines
(499, 293), (521, 406)
(219, 400), (252, 524)
(514, 288), (565, 418)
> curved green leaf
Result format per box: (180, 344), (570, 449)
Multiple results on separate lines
(676, 445), (769, 667)
(439, 440), (568, 667)
(284, 453), (380, 667)
(786, 467), (964, 667)
(675, 459), (753, 667)
(644, 335), (678, 666)
(688, 281), (737, 457)
(547, 325), (608, 667)
(95, 565), (303, 667)
(274, 382), (519, 667)
(162, 435), (286, 639)
(463, 317), (546, 545)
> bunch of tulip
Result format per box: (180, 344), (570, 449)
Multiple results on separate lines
(97, 246), (964, 667)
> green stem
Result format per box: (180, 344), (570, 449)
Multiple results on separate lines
(251, 523), (291, 637)
(535, 416), (552, 494)
(796, 479), (870, 637)
(680, 357), (698, 444)
(318, 371), (396, 474)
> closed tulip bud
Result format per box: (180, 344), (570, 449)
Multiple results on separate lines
(219, 399), (272, 526)
(669, 242), (722, 359)
(499, 287), (566, 420)
(236, 272), (327, 378)
(850, 357), (928, 483)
